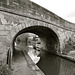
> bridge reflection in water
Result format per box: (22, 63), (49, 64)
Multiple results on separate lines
(36, 51), (75, 75)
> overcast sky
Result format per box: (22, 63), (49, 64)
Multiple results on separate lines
(30, 0), (75, 23)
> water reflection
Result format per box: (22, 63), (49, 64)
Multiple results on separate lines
(37, 51), (75, 75)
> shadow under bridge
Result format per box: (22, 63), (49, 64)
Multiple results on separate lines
(12, 26), (60, 54)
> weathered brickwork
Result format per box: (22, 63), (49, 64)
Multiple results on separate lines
(0, 0), (75, 68)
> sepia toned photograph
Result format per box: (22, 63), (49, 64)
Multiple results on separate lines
(0, 0), (75, 75)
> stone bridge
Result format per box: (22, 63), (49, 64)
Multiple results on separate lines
(0, 0), (75, 67)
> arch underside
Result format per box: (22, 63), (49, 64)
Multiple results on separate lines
(12, 26), (60, 54)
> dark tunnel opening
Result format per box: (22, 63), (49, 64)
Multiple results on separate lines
(12, 26), (60, 56)
(10, 25), (61, 74)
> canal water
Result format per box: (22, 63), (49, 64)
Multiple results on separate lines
(36, 51), (75, 75)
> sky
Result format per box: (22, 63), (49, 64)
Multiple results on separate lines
(30, 0), (75, 23)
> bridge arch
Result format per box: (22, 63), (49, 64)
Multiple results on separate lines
(5, 24), (61, 67)
(11, 25), (60, 55)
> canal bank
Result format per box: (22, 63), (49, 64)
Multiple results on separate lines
(57, 51), (75, 63)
